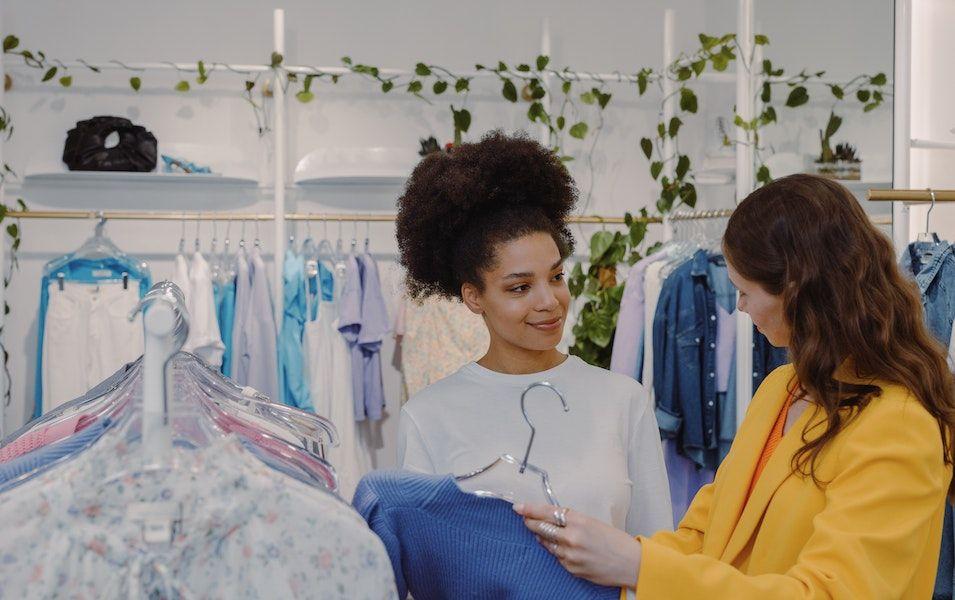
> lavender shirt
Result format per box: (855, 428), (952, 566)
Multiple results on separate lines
(610, 252), (667, 380)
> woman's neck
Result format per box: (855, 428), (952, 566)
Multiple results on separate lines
(477, 344), (567, 375)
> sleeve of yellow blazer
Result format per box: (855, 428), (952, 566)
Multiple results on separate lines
(634, 393), (950, 599)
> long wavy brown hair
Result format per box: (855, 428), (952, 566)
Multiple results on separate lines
(723, 173), (955, 494)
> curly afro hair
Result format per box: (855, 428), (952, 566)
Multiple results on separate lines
(396, 130), (578, 300)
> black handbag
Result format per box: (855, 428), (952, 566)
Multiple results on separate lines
(62, 116), (157, 172)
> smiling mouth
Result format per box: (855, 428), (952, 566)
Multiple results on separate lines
(528, 317), (562, 331)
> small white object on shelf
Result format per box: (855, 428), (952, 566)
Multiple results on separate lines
(294, 146), (415, 186)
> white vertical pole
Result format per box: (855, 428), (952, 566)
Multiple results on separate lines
(735, 0), (755, 425)
(662, 10), (676, 184)
(273, 9), (286, 328)
(539, 17), (551, 146)
(893, 0), (912, 250)
(0, 24), (5, 435)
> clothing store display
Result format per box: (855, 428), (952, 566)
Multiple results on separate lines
(279, 249), (312, 411)
(0, 417), (112, 488)
(354, 470), (620, 600)
(233, 247), (279, 400)
(339, 253), (389, 421)
(631, 364), (948, 600)
(303, 262), (372, 500)
(396, 296), (489, 398)
(62, 116), (157, 172)
(398, 355), (672, 536)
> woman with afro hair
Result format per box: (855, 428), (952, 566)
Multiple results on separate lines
(394, 131), (673, 538)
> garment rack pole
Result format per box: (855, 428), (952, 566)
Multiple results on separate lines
(867, 189), (955, 202)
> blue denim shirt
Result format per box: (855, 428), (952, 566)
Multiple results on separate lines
(653, 250), (788, 470)
(901, 241), (955, 600)
(34, 257), (151, 419)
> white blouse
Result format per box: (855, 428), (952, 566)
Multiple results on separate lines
(397, 355), (673, 537)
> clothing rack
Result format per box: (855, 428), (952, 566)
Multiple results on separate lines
(2, 210), (659, 224)
(867, 189), (955, 202)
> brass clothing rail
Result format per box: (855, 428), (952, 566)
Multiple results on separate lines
(867, 189), (955, 202)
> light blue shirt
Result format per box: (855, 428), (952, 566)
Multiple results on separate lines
(278, 250), (312, 411)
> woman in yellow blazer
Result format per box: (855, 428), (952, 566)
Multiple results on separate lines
(515, 173), (955, 598)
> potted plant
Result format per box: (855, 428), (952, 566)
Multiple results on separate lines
(812, 111), (861, 180)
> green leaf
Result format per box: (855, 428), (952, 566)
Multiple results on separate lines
(3, 35), (19, 52)
(16, 198), (26, 211)
(640, 137), (653, 159)
(830, 85), (844, 100)
(864, 102), (879, 112)
(341, 56), (352, 65)
(295, 90), (315, 103)
(175, 80), (190, 92)
(453, 107), (472, 133)
(497, 61), (508, 72)
(415, 63), (431, 76)
(562, 80), (571, 95)
(569, 122), (588, 139)
(679, 87), (698, 113)
(754, 34), (769, 45)
(762, 59), (773, 75)
(756, 164), (772, 184)
(536, 55), (550, 71)
(455, 78), (470, 93)
(502, 79), (518, 102)
(874, 90), (883, 102)
(557, 116), (566, 130)
(711, 54), (729, 72)
(516, 64), (531, 73)
(761, 106), (777, 124)
(130, 76), (141, 91)
(856, 89), (871, 102)
(676, 154), (690, 179)
(785, 86), (809, 107)
(657, 122), (666, 137)
(302, 73), (315, 92)
(871, 72), (887, 86)
(650, 161), (663, 180)
(580, 91), (595, 105)
(597, 91), (611, 109)
(407, 80), (423, 94)
(527, 102), (544, 122)
(692, 60), (706, 76)
(41, 66), (57, 82)
(6, 223), (17, 237)
(825, 113), (843, 138)
(677, 67), (692, 81)
(532, 84), (547, 100)
(680, 183), (698, 208)
(699, 33), (716, 50)
(589, 231), (614, 262)
(270, 52), (283, 67)
(668, 117), (682, 137)
(433, 80), (448, 95)
(59, 75), (72, 87)
(245, 80), (255, 92)
(761, 81), (771, 103)
(381, 80), (394, 93)
(637, 73), (647, 95)
(196, 60), (208, 84)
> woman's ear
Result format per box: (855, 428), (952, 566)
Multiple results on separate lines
(461, 282), (484, 315)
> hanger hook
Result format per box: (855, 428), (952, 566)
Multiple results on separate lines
(518, 381), (569, 473)
(94, 211), (107, 237)
(926, 188), (936, 234)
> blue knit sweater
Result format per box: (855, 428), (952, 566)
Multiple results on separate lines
(353, 470), (620, 600)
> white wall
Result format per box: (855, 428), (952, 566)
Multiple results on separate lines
(910, 0), (955, 236)
(0, 1), (896, 467)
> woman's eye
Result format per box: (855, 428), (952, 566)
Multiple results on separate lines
(553, 272), (565, 281)
(510, 285), (529, 293)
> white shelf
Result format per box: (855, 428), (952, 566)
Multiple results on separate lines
(295, 175), (407, 187)
(22, 171), (259, 187)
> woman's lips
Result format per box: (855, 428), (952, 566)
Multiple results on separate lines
(528, 317), (562, 331)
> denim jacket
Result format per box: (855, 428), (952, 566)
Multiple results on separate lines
(653, 250), (788, 470)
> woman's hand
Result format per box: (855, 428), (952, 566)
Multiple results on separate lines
(513, 503), (642, 588)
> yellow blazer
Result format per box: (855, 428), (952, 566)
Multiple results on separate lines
(630, 364), (951, 599)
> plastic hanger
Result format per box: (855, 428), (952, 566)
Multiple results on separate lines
(455, 381), (569, 507)
(43, 213), (148, 282)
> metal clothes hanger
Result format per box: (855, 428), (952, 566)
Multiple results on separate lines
(454, 381), (569, 507)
